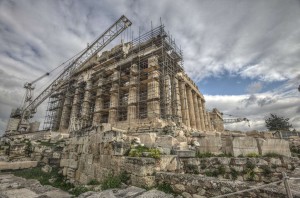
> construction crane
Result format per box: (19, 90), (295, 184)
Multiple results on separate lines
(10, 15), (132, 132)
(22, 72), (50, 113)
(223, 118), (250, 127)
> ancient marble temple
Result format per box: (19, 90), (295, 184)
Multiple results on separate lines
(43, 26), (223, 135)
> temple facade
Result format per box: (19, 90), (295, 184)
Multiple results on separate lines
(43, 26), (223, 134)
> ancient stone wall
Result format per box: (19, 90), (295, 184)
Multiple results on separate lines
(155, 172), (286, 198)
(179, 156), (299, 182)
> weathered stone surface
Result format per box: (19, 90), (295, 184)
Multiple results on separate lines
(114, 186), (146, 197)
(158, 155), (179, 172)
(229, 137), (259, 157)
(174, 150), (196, 158)
(0, 161), (38, 170)
(138, 133), (157, 148)
(0, 173), (72, 198)
(41, 165), (52, 173)
(182, 192), (192, 198)
(131, 175), (156, 188)
(173, 184), (186, 193)
(135, 189), (174, 198)
(257, 138), (291, 157)
(192, 194), (206, 198)
(1, 188), (38, 198)
(196, 136), (222, 154)
(155, 135), (179, 149)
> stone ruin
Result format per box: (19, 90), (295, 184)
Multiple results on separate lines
(1, 25), (299, 197)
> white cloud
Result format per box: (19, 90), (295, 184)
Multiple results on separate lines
(246, 82), (263, 94)
(205, 87), (300, 132)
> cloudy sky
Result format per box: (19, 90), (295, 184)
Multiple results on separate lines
(0, 0), (300, 135)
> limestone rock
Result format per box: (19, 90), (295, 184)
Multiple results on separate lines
(182, 192), (192, 198)
(114, 186), (146, 197)
(42, 165), (52, 173)
(136, 189), (174, 198)
(192, 194), (206, 198)
(173, 184), (185, 193)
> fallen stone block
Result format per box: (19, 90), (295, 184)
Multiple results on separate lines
(0, 161), (38, 170)
(257, 138), (291, 157)
(196, 136), (222, 154)
(138, 133), (157, 147)
(136, 189), (174, 198)
(225, 137), (259, 157)
(174, 150), (196, 158)
(131, 175), (156, 188)
(155, 135), (179, 149)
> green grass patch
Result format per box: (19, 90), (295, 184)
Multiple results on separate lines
(12, 167), (88, 195)
(128, 145), (161, 159)
(186, 164), (200, 174)
(101, 173), (122, 190)
(119, 171), (130, 183)
(263, 152), (282, 158)
(157, 182), (174, 194)
(242, 161), (256, 181)
(245, 152), (260, 158)
(87, 179), (101, 185)
(69, 186), (89, 196)
(205, 165), (226, 177)
(196, 152), (232, 158)
(261, 165), (272, 176)
(196, 152), (215, 158)
(230, 168), (239, 180)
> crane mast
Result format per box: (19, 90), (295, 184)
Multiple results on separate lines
(17, 15), (132, 132)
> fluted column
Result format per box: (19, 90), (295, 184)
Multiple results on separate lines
(179, 81), (190, 128)
(193, 93), (202, 130)
(128, 86), (137, 122)
(147, 56), (160, 119)
(206, 111), (212, 131)
(164, 75), (172, 117)
(59, 90), (72, 132)
(186, 86), (196, 129)
(128, 64), (138, 122)
(82, 80), (92, 119)
(173, 77), (182, 123)
(69, 84), (80, 131)
(201, 99), (209, 131)
(109, 82), (118, 124)
(197, 98), (205, 131)
(92, 87), (103, 126)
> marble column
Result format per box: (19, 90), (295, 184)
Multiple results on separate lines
(128, 86), (137, 122)
(147, 56), (160, 119)
(173, 77), (182, 123)
(193, 92), (202, 130)
(206, 111), (212, 131)
(179, 81), (190, 128)
(82, 80), (92, 119)
(201, 99), (208, 131)
(69, 84), (80, 131)
(164, 75), (172, 117)
(59, 90), (72, 132)
(197, 97), (205, 131)
(186, 86), (196, 129)
(109, 82), (118, 124)
(92, 88), (103, 126)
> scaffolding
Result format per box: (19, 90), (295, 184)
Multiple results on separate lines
(43, 24), (184, 132)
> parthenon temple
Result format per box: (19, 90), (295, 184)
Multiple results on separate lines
(43, 25), (224, 135)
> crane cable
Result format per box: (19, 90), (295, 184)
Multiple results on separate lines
(35, 47), (88, 93)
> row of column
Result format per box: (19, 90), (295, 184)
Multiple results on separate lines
(178, 80), (212, 131)
(59, 55), (213, 132)
(59, 80), (94, 132)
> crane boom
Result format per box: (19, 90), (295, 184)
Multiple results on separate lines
(22, 15), (132, 120)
